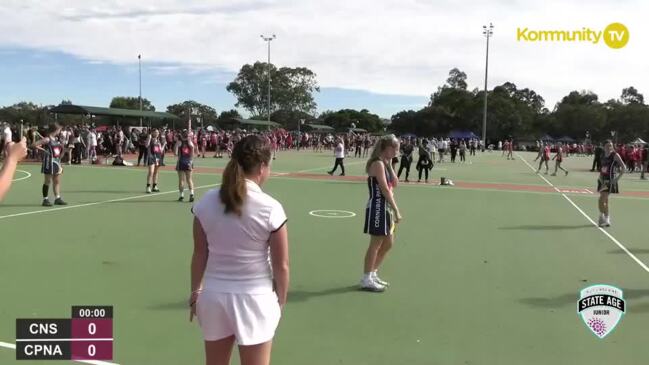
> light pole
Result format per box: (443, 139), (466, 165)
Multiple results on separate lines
(138, 54), (143, 127)
(260, 34), (276, 131)
(298, 119), (304, 150)
(481, 23), (494, 150)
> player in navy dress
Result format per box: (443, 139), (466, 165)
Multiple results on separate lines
(360, 134), (402, 292)
(33, 123), (67, 206)
(597, 140), (626, 227)
(175, 130), (195, 202)
(145, 129), (163, 193)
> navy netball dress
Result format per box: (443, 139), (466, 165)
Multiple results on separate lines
(41, 139), (63, 175)
(363, 165), (394, 236)
(176, 142), (193, 171)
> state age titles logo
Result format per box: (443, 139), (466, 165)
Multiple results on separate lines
(578, 285), (625, 338)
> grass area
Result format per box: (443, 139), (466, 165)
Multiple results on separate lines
(1, 150), (648, 364)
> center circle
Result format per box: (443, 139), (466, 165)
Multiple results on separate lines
(309, 210), (356, 218)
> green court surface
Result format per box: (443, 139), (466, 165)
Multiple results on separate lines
(1, 150), (648, 364)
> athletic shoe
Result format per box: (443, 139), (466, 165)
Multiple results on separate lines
(598, 215), (606, 227)
(152, 187), (160, 192)
(178, 196), (184, 202)
(551, 173), (557, 176)
(189, 195), (195, 203)
(565, 171), (569, 176)
(42, 199), (52, 207)
(405, 179), (410, 183)
(373, 274), (390, 287)
(339, 173), (345, 176)
(359, 278), (385, 293)
(146, 186), (152, 194)
(54, 198), (67, 205)
(327, 171), (333, 176)
(605, 216), (611, 227)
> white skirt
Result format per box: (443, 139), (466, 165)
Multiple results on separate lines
(196, 290), (281, 346)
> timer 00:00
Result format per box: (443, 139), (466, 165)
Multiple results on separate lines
(78, 309), (106, 318)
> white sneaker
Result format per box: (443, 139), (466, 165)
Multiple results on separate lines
(146, 186), (152, 194)
(373, 274), (390, 287)
(605, 216), (611, 227)
(359, 277), (385, 292)
(598, 215), (606, 227)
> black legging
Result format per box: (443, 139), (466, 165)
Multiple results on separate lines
(329, 158), (345, 175)
(417, 158), (432, 181)
(137, 145), (147, 165)
(397, 158), (412, 181)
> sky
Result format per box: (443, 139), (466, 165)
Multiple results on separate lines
(0, 0), (645, 119)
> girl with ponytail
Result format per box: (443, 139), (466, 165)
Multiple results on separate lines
(361, 134), (402, 292)
(190, 134), (289, 365)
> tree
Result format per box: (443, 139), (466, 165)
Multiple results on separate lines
(270, 109), (314, 130)
(620, 86), (644, 104)
(166, 100), (217, 128)
(446, 68), (468, 90)
(0, 102), (54, 126)
(227, 62), (319, 117)
(319, 109), (383, 132)
(110, 96), (155, 111)
(553, 91), (606, 140)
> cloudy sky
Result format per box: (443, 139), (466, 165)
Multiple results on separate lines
(0, 0), (645, 118)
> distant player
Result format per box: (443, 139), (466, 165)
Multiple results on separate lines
(597, 140), (626, 227)
(506, 139), (514, 160)
(175, 130), (195, 202)
(361, 134), (402, 292)
(534, 142), (550, 174)
(551, 142), (569, 176)
(33, 123), (67, 206)
(145, 128), (163, 193)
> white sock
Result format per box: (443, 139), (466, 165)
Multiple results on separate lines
(190, 189), (194, 195)
(363, 273), (372, 281)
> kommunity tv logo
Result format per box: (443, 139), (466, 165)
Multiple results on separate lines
(517, 23), (629, 49)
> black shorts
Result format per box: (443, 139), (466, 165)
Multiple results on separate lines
(41, 161), (62, 175)
(597, 178), (619, 194)
(176, 160), (193, 171)
(147, 155), (161, 166)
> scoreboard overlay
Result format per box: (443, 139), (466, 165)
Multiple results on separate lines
(14, 306), (114, 362)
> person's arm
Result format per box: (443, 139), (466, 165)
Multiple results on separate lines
(387, 158), (398, 189)
(371, 160), (401, 222)
(0, 138), (28, 202)
(145, 135), (152, 148)
(269, 225), (289, 309)
(174, 141), (181, 156)
(189, 217), (208, 321)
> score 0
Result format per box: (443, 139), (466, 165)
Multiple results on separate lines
(70, 306), (113, 360)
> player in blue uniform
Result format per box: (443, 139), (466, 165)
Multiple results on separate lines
(145, 129), (163, 193)
(597, 140), (626, 227)
(360, 134), (402, 292)
(175, 130), (195, 202)
(33, 123), (67, 206)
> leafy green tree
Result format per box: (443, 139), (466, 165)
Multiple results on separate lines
(109, 96), (155, 111)
(227, 62), (319, 117)
(166, 100), (217, 128)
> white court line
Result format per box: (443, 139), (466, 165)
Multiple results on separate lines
(294, 160), (366, 174)
(517, 153), (649, 273)
(11, 169), (32, 182)
(0, 183), (220, 220)
(0, 341), (119, 365)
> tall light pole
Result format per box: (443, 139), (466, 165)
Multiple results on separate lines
(481, 23), (494, 150)
(260, 34), (276, 131)
(138, 54), (143, 127)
